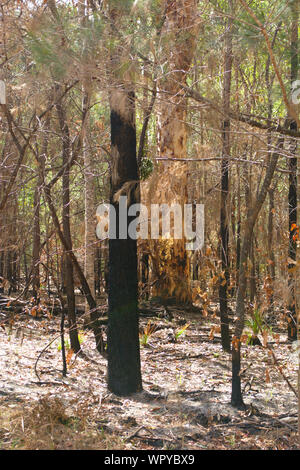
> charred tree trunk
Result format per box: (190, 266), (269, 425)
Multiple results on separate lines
(31, 183), (41, 300)
(288, 0), (298, 341)
(236, 165), (241, 279)
(107, 2), (142, 395)
(219, 4), (233, 352)
(107, 89), (142, 396)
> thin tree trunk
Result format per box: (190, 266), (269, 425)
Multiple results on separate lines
(31, 115), (50, 300)
(231, 137), (284, 408)
(236, 164), (241, 279)
(249, 238), (256, 303)
(43, 182), (105, 354)
(83, 88), (95, 311)
(267, 187), (275, 307)
(288, 0), (298, 341)
(79, 0), (96, 313)
(31, 183), (41, 300)
(47, 0), (80, 353)
(265, 23), (281, 310)
(219, 2), (233, 352)
(56, 95), (81, 354)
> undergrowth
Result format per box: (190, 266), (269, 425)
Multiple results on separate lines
(0, 396), (125, 450)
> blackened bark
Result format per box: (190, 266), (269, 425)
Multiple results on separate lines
(236, 166), (241, 276)
(288, 145), (297, 341)
(31, 184), (41, 300)
(219, 6), (233, 353)
(60, 298), (67, 377)
(107, 93), (142, 396)
(231, 344), (243, 407)
(288, 0), (298, 341)
(219, 123), (231, 352)
(141, 253), (149, 300)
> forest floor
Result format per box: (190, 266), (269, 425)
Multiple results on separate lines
(0, 299), (299, 450)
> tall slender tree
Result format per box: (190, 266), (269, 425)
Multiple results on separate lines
(79, 1), (96, 313)
(56, 94), (81, 354)
(231, 137), (284, 407)
(287, 0), (298, 341)
(219, 0), (233, 352)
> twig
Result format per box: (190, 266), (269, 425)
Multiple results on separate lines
(125, 425), (145, 441)
(34, 334), (61, 382)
